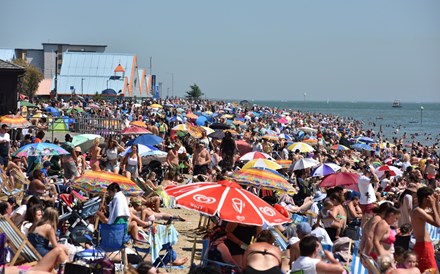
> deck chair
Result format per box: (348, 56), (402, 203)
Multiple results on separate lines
(269, 226), (288, 251)
(98, 223), (127, 272)
(0, 216), (41, 265)
(350, 244), (380, 274)
(149, 224), (179, 271)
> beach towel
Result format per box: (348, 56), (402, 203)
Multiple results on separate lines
(149, 224), (179, 263)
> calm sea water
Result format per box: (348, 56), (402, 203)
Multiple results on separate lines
(251, 101), (440, 146)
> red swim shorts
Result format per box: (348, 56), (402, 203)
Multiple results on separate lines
(360, 203), (375, 214)
(414, 241), (438, 272)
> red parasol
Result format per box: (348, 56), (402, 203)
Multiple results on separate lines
(165, 180), (291, 226)
(319, 172), (359, 188)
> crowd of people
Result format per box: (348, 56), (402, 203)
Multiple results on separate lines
(0, 95), (438, 273)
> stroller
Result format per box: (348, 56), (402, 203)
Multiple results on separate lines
(58, 191), (101, 244)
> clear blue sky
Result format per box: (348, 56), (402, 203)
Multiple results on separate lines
(2, 0), (440, 102)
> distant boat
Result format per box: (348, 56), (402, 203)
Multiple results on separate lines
(392, 100), (402, 108)
(376, 116), (383, 120)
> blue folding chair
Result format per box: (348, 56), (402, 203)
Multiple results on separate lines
(98, 223), (128, 271)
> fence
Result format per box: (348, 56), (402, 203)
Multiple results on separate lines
(74, 116), (124, 137)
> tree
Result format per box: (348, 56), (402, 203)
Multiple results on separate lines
(13, 59), (44, 99)
(185, 83), (204, 99)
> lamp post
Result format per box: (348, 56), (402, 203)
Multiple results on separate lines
(106, 79), (110, 90)
(420, 106), (424, 124)
(81, 78), (84, 95)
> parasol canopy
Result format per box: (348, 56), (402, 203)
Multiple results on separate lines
(0, 115), (31, 128)
(290, 158), (320, 171)
(312, 163), (342, 177)
(165, 180), (291, 226)
(319, 172), (359, 188)
(72, 171), (144, 197)
(287, 142), (315, 153)
(242, 159), (282, 171)
(121, 126), (152, 135)
(13, 143), (69, 157)
(239, 152), (274, 161)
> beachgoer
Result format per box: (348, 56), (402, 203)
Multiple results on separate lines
(411, 186), (440, 272)
(243, 230), (282, 274)
(0, 124), (11, 167)
(89, 137), (102, 171)
(358, 164), (379, 225)
(106, 182), (131, 225)
(372, 207), (400, 258)
(121, 144), (142, 180)
(193, 142), (211, 176)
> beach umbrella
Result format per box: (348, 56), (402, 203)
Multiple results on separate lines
(72, 134), (103, 152)
(165, 180), (291, 226)
(186, 112), (198, 119)
(278, 134), (293, 141)
(298, 126), (317, 133)
(232, 120), (246, 126)
(303, 138), (318, 145)
(195, 116), (208, 126)
(236, 140), (252, 156)
(149, 104), (163, 109)
(208, 130), (225, 139)
(101, 88), (117, 95)
(169, 116), (184, 123)
(19, 101), (38, 108)
(242, 159), (282, 171)
(262, 135), (279, 141)
(119, 144), (159, 157)
(320, 172), (359, 188)
(121, 126), (152, 135)
(287, 142), (315, 153)
(356, 136), (375, 144)
(228, 168), (295, 194)
(201, 126), (215, 135)
(0, 115), (31, 128)
(351, 143), (374, 151)
(72, 171), (144, 197)
(127, 134), (163, 146)
(312, 163), (342, 177)
(275, 160), (292, 169)
(130, 121), (148, 128)
(172, 124), (188, 132)
(209, 123), (231, 130)
(239, 152), (274, 161)
(277, 118), (288, 124)
(290, 158), (320, 171)
(375, 165), (403, 177)
(379, 142), (396, 149)
(330, 144), (350, 151)
(44, 106), (60, 116)
(13, 143), (69, 157)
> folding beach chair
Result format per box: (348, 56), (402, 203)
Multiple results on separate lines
(269, 226), (289, 251)
(149, 224), (179, 271)
(427, 223), (440, 241)
(350, 243), (380, 274)
(0, 216), (41, 265)
(98, 223), (127, 272)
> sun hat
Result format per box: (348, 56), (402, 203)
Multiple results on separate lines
(313, 191), (327, 202)
(296, 222), (312, 235)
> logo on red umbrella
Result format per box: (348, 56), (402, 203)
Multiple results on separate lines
(232, 198), (244, 214)
(193, 194), (216, 204)
(236, 216), (246, 222)
(259, 206), (276, 216)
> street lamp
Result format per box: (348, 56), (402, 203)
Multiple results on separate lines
(81, 78), (84, 95)
(420, 106), (424, 124)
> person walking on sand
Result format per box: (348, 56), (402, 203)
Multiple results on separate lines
(411, 186), (440, 273)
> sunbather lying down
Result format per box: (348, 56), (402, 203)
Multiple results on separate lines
(5, 246), (67, 274)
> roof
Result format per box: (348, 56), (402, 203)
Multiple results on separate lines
(42, 42), (107, 48)
(53, 75), (125, 95)
(0, 59), (24, 70)
(36, 78), (53, 96)
(0, 49), (16, 61)
(114, 64), (125, 72)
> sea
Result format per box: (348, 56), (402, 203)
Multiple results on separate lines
(249, 101), (440, 147)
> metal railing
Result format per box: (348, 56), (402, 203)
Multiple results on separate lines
(75, 115), (123, 137)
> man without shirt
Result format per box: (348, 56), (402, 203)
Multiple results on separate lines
(411, 186), (440, 272)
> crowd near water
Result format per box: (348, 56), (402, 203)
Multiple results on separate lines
(0, 95), (439, 274)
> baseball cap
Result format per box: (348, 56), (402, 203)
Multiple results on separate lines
(296, 222), (312, 235)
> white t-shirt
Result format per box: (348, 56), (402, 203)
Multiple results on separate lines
(358, 175), (377, 205)
(11, 204), (27, 226)
(311, 227), (333, 248)
(380, 178), (391, 189)
(291, 256), (320, 274)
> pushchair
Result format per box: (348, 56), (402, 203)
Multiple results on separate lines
(58, 192), (101, 244)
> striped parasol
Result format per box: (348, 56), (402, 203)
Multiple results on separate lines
(242, 159), (282, 171)
(72, 171), (144, 197)
(275, 160), (292, 169)
(130, 121), (148, 128)
(239, 151), (274, 161)
(287, 142), (315, 153)
(227, 167), (296, 194)
(0, 115), (31, 128)
(330, 144), (350, 151)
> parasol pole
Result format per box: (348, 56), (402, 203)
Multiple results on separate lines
(95, 192), (107, 231)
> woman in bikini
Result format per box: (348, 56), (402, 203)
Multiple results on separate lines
(89, 138), (102, 171)
(243, 230), (282, 274)
(207, 226), (240, 273)
(372, 206), (400, 259)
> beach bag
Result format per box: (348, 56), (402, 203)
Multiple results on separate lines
(89, 257), (115, 274)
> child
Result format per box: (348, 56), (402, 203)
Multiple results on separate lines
(319, 199), (341, 239)
(402, 251), (418, 269)
(394, 246), (405, 268)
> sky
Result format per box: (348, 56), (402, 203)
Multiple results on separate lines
(1, 0), (440, 102)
